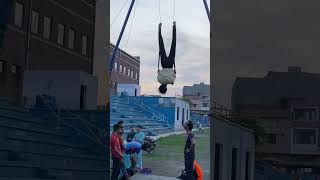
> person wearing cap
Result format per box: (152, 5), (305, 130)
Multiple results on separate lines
(133, 125), (145, 171)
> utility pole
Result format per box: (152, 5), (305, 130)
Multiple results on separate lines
(109, 0), (136, 75)
(25, 0), (33, 71)
(202, 0), (211, 23)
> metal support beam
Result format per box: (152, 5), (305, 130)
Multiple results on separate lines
(202, 0), (211, 23)
(109, 0), (136, 75)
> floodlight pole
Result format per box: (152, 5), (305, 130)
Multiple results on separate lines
(109, 0), (136, 75)
(202, 0), (211, 23)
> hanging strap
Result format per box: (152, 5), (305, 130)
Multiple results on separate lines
(158, 0), (162, 22)
(173, 0), (176, 21)
(158, 55), (160, 71)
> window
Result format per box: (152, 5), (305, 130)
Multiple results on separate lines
(214, 144), (222, 180)
(123, 66), (126, 74)
(202, 103), (209, 107)
(135, 73), (138, 79)
(68, 29), (75, 49)
(43, 16), (51, 39)
(114, 62), (118, 70)
(177, 107), (180, 120)
(187, 109), (189, 120)
(57, 24), (65, 45)
(182, 108), (185, 122)
(264, 134), (277, 144)
(14, 2), (24, 27)
(293, 129), (317, 145)
(12, 65), (17, 74)
(231, 148), (238, 180)
(127, 68), (130, 76)
(80, 85), (87, 110)
(245, 152), (251, 180)
(31, 10), (39, 34)
(293, 108), (317, 121)
(119, 65), (123, 73)
(81, 36), (88, 55)
(131, 71), (134, 78)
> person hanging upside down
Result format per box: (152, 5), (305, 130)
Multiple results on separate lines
(157, 21), (176, 94)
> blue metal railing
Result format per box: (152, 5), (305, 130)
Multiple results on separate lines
(38, 94), (107, 147)
(117, 94), (171, 128)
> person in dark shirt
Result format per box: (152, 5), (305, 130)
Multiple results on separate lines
(158, 21), (176, 94)
(126, 126), (136, 143)
(183, 121), (196, 180)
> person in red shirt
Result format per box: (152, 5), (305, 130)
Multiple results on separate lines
(118, 121), (125, 152)
(111, 124), (125, 180)
(115, 121), (131, 180)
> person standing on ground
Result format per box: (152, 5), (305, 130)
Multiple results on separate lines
(117, 121), (130, 180)
(133, 125), (145, 171)
(126, 126), (136, 143)
(111, 124), (124, 180)
(198, 122), (202, 134)
(183, 121), (196, 180)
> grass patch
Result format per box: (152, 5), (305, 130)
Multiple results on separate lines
(144, 129), (210, 162)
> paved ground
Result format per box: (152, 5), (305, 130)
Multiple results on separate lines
(131, 174), (178, 180)
(142, 129), (210, 180)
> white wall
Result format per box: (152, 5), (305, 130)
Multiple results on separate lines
(117, 84), (141, 96)
(212, 117), (255, 180)
(174, 98), (190, 131)
(23, 70), (98, 110)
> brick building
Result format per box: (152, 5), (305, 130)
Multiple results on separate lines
(183, 82), (210, 113)
(232, 67), (320, 175)
(0, 0), (95, 105)
(109, 44), (140, 94)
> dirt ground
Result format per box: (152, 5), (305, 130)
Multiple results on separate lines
(143, 128), (211, 180)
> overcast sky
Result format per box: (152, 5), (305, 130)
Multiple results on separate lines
(213, 0), (320, 107)
(110, 0), (210, 96)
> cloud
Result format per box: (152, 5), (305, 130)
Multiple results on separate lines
(111, 0), (210, 96)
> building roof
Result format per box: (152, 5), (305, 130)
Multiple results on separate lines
(183, 83), (210, 96)
(109, 43), (140, 63)
(232, 67), (320, 107)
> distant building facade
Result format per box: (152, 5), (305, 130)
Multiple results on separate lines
(232, 67), (320, 175)
(109, 44), (140, 95)
(183, 83), (210, 113)
(0, 0), (96, 105)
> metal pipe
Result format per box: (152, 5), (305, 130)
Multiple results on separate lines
(25, 0), (33, 71)
(202, 0), (211, 23)
(109, 0), (136, 75)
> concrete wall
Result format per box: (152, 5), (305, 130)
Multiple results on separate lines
(23, 70), (97, 110)
(117, 84), (141, 96)
(212, 117), (255, 180)
(174, 98), (190, 131)
(93, 0), (109, 108)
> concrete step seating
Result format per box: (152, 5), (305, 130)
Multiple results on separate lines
(0, 98), (108, 179)
(110, 95), (173, 136)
